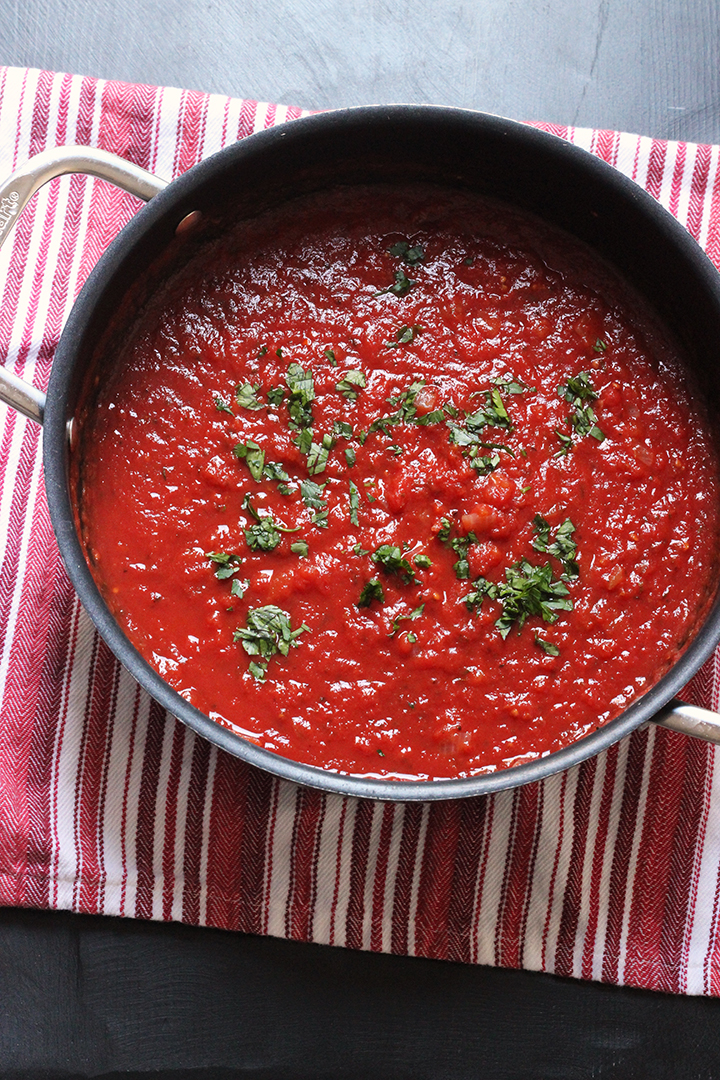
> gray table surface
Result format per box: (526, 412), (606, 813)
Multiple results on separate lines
(2, 1), (720, 1077)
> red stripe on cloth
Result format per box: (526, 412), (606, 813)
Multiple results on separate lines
(237, 99), (258, 141)
(644, 138), (669, 202)
(554, 757), (598, 976)
(390, 803), (424, 955)
(180, 733), (211, 926)
(623, 731), (711, 992)
(370, 801), (396, 952)
(581, 745), (619, 980)
(495, 782), (542, 969)
(414, 800), (463, 960)
(686, 143), (712, 241)
(285, 785), (326, 942)
(161, 723), (186, 921)
(205, 755), (274, 934)
(133, 700), (167, 920)
(345, 799), (375, 950)
(74, 643), (120, 914)
(601, 729), (650, 984)
(445, 797), (489, 964)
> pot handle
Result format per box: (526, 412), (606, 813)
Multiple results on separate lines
(0, 145), (169, 424)
(651, 698), (720, 743)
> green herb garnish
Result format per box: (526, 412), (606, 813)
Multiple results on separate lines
(558, 372), (605, 444)
(532, 516), (579, 578)
(235, 383), (264, 411)
(375, 268), (417, 298)
(214, 396), (234, 415)
(324, 347), (337, 365)
(345, 447), (356, 467)
(233, 440), (265, 481)
(385, 324), (423, 348)
(307, 433), (335, 475)
(300, 478), (329, 528)
(291, 540), (309, 557)
(371, 544), (420, 584)
(205, 551), (242, 580)
(414, 554), (432, 570)
(389, 603), (425, 637)
(535, 634), (560, 656)
(387, 240), (425, 265)
(349, 481), (360, 526)
(357, 579), (385, 607)
(336, 370), (367, 401)
(465, 559), (573, 639)
(234, 605), (309, 681)
(286, 363), (315, 430)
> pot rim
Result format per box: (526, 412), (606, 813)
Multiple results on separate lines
(42, 104), (720, 801)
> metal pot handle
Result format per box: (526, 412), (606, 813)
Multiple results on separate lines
(652, 698), (720, 743)
(0, 145), (168, 424)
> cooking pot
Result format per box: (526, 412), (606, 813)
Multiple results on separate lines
(2, 106), (720, 802)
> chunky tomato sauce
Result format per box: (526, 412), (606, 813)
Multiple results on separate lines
(75, 186), (720, 779)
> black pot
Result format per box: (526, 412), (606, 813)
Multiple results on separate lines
(3, 106), (720, 801)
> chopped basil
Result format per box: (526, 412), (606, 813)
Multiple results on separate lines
(286, 363), (315, 429)
(234, 604), (309, 681)
(385, 324), (423, 348)
(324, 347), (337, 365)
(491, 374), (536, 395)
(353, 543), (370, 556)
(357, 579), (385, 607)
(266, 386), (285, 409)
(349, 481), (360, 526)
(231, 577), (250, 598)
(336, 370), (367, 401)
(414, 554), (432, 570)
(389, 603), (425, 637)
(214, 396), (234, 415)
(345, 447), (356, 467)
(262, 460), (291, 486)
(535, 634), (560, 656)
(300, 478), (329, 528)
(438, 519), (477, 580)
(558, 371), (605, 444)
(333, 420), (353, 439)
(371, 544), (419, 584)
(258, 345), (268, 357)
(387, 240), (425, 266)
(554, 430), (574, 458)
(205, 551), (242, 579)
(307, 433), (335, 475)
(294, 428), (313, 455)
(233, 440), (265, 481)
(532, 515), (579, 578)
(291, 540), (309, 557)
(465, 559), (573, 639)
(466, 388), (513, 432)
(244, 518), (282, 551)
(594, 338), (607, 353)
(235, 383), (264, 411)
(414, 409), (445, 426)
(375, 268), (417, 298)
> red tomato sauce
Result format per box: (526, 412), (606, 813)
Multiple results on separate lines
(74, 186), (720, 779)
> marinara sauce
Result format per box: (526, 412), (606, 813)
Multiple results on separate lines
(75, 186), (720, 779)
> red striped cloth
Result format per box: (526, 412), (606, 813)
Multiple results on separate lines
(1, 66), (720, 995)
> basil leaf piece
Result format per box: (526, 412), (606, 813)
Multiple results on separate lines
(336, 370), (367, 401)
(233, 440), (265, 481)
(348, 481), (360, 526)
(235, 383), (264, 410)
(465, 559), (573, 639)
(387, 240), (425, 265)
(214, 396), (233, 415)
(291, 540), (309, 557)
(532, 515), (579, 578)
(205, 551), (243, 579)
(234, 605), (309, 680)
(389, 603), (425, 637)
(357, 579), (385, 607)
(371, 544), (420, 584)
(375, 268), (417, 298)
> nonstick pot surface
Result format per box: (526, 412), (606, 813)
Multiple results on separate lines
(42, 106), (720, 801)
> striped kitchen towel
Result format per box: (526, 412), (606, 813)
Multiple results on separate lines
(1, 64), (720, 995)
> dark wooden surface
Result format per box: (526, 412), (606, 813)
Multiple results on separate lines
(2, 1), (720, 1076)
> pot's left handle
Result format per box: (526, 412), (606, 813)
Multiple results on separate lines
(0, 145), (169, 424)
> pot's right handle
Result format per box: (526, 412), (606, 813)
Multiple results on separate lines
(0, 145), (169, 424)
(652, 698), (720, 743)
